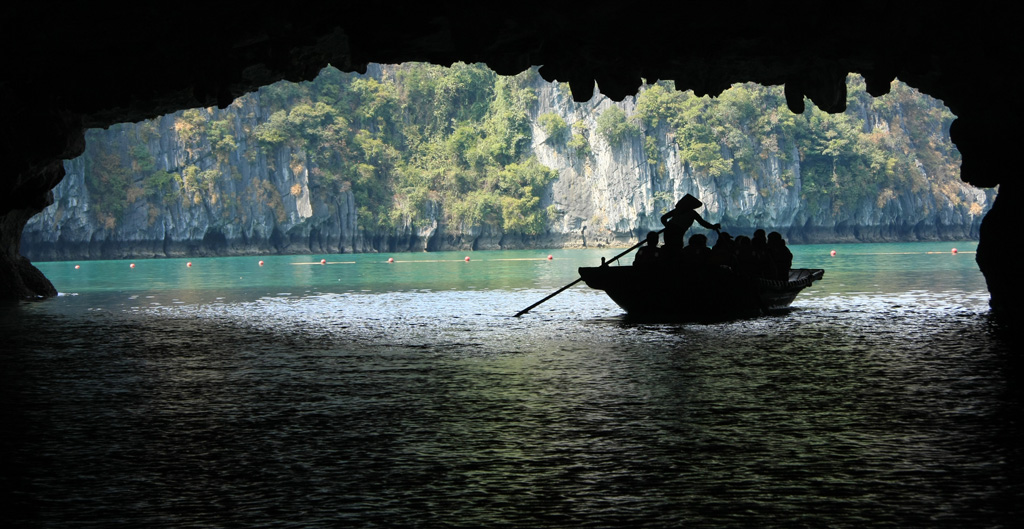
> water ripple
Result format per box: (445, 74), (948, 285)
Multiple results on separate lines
(3, 288), (1021, 528)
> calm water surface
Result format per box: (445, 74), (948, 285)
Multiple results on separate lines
(3, 242), (1021, 527)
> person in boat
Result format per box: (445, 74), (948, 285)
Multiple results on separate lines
(734, 235), (759, 276)
(633, 231), (661, 266)
(660, 194), (720, 261)
(750, 229), (777, 278)
(707, 231), (736, 269)
(767, 231), (793, 280)
(679, 233), (710, 271)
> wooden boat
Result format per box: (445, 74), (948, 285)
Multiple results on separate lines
(578, 264), (824, 322)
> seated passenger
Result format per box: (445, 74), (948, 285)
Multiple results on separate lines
(734, 235), (759, 276)
(708, 231), (736, 269)
(752, 229), (768, 249)
(679, 233), (710, 271)
(767, 231), (793, 280)
(633, 231), (661, 266)
(751, 229), (776, 278)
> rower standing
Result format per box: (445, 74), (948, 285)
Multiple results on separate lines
(660, 193), (720, 260)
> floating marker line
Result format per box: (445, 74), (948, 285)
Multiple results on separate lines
(834, 251), (976, 255)
(290, 261), (358, 265)
(488, 258), (554, 261)
(380, 259), (472, 263)
(382, 257), (552, 263)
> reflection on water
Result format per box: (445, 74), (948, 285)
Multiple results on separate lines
(3, 243), (1021, 527)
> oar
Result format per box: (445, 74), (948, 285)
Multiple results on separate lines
(514, 229), (664, 317)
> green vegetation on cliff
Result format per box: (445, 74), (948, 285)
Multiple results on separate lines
(632, 75), (968, 217)
(74, 62), (980, 245)
(245, 63), (553, 234)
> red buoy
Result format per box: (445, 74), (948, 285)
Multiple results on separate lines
(464, 256), (470, 262)
(388, 257), (394, 263)
(258, 260), (264, 266)
(321, 259), (327, 265)
(547, 255), (553, 260)
(74, 265), (80, 269)
(830, 250), (836, 257)
(130, 263), (136, 269)
(187, 262), (192, 268)
(952, 248), (958, 254)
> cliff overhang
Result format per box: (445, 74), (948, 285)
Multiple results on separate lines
(1, 2), (1020, 317)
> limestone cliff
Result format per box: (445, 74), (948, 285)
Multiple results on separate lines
(528, 80), (992, 248)
(24, 98), (363, 260)
(22, 66), (992, 260)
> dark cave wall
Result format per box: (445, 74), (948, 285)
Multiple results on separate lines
(0, 2), (1021, 317)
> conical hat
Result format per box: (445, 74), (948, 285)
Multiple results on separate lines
(676, 193), (702, 209)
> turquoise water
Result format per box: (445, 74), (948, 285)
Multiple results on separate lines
(33, 241), (986, 305)
(5, 240), (1019, 528)
(36, 249), (592, 299)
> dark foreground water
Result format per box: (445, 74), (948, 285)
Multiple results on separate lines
(2, 243), (1021, 527)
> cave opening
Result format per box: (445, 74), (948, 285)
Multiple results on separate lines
(21, 64), (991, 265)
(0, 3), (1020, 316)
(2, 8), (1022, 526)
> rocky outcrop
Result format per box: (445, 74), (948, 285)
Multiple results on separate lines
(528, 82), (989, 248)
(21, 70), (990, 260)
(2, 4), (1021, 319)
(23, 109), (365, 260)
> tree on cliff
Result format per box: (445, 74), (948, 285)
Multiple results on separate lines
(32, 63), (989, 258)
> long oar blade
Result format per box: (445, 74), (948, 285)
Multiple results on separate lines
(513, 277), (584, 317)
(514, 229), (663, 317)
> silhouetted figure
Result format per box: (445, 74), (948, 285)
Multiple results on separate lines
(751, 229), (776, 278)
(633, 231), (661, 266)
(660, 194), (720, 259)
(735, 235), (759, 276)
(767, 231), (793, 280)
(708, 231), (736, 269)
(752, 229), (768, 257)
(679, 233), (710, 271)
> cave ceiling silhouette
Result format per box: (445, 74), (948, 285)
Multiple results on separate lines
(1, 1), (1020, 316)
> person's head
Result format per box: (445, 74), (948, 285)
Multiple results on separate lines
(768, 231), (785, 245)
(676, 193), (702, 210)
(753, 229), (766, 242)
(688, 233), (707, 248)
(646, 231), (659, 246)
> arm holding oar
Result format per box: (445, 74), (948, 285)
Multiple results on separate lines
(514, 229), (664, 317)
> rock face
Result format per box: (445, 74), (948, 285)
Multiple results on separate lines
(22, 101), (364, 260)
(527, 81), (990, 249)
(21, 70), (990, 260)
(2, 4), (1021, 318)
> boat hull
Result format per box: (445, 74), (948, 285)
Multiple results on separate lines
(578, 265), (824, 322)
